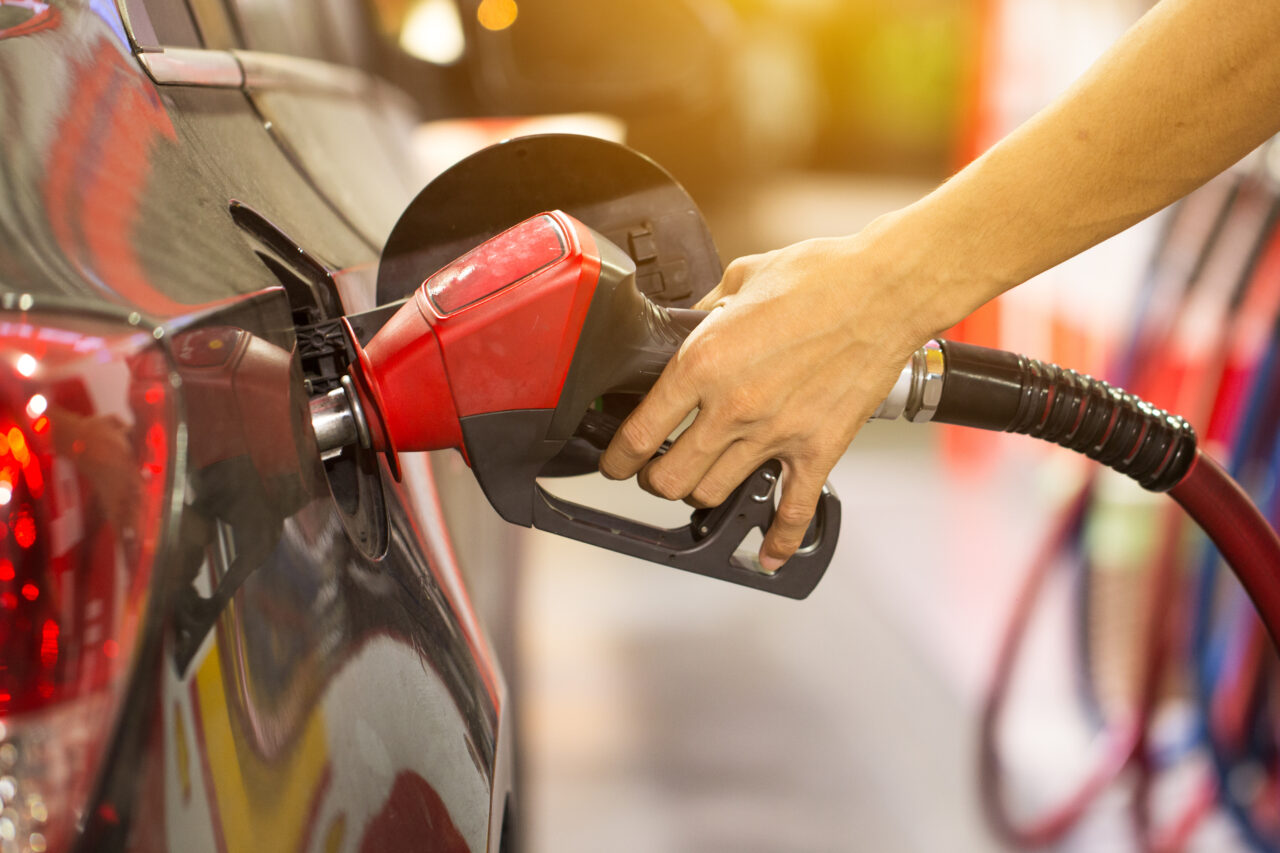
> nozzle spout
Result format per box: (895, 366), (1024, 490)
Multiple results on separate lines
(309, 375), (372, 458)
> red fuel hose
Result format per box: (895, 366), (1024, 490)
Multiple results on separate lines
(976, 481), (1209, 850)
(977, 476), (1143, 848)
(1169, 450), (1280, 648)
(912, 340), (1280, 848)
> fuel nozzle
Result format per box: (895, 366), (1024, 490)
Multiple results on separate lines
(306, 210), (841, 599)
(309, 375), (372, 458)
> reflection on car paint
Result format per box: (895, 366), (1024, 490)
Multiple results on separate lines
(0, 1), (58, 40)
(166, 532), (490, 851)
(153, 309), (500, 852)
(0, 1), (514, 847)
(42, 39), (184, 316)
(165, 634), (479, 851)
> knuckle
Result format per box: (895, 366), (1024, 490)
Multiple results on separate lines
(809, 432), (848, 464)
(722, 385), (769, 424)
(767, 529), (805, 558)
(764, 534), (800, 561)
(765, 415), (803, 446)
(599, 445), (628, 474)
(690, 480), (731, 508)
(678, 340), (718, 381)
(775, 500), (816, 530)
(681, 423), (726, 458)
(615, 416), (658, 456)
(772, 525), (808, 549)
(644, 466), (687, 501)
(716, 253), (762, 296)
(723, 256), (751, 280)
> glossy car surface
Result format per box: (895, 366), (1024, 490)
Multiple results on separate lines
(0, 1), (516, 850)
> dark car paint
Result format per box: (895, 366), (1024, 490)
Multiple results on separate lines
(0, 2), (513, 850)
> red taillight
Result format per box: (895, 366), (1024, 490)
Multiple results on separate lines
(0, 314), (174, 853)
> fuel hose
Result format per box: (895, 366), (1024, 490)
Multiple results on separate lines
(1192, 318), (1280, 842)
(878, 340), (1280, 619)
(971, 187), (1238, 849)
(873, 338), (1280, 847)
(1076, 175), (1255, 737)
(964, 179), (1280, 851)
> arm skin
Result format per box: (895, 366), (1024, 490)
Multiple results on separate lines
(600, 0), (1280, 571)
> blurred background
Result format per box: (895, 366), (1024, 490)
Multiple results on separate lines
(363, 1), (1279, 850)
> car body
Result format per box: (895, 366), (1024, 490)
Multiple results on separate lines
(0, 1), (520, 850)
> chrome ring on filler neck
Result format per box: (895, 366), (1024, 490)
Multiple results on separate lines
(310, 375), (374, 457)
(341, 374), (374, 450)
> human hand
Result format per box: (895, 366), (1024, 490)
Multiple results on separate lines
(600, 220), (963, 571)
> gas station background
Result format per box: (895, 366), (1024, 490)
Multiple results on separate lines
(335, 1), (1274, 850)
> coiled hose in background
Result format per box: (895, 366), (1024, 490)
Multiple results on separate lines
(875, 337), (1280, 849)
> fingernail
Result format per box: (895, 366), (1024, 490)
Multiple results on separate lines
(759, 553), (785, 574)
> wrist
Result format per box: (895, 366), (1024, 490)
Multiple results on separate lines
(843, 198), (1007, 345)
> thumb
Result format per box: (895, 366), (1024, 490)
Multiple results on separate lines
(695, 254), (763, 310)
(692, 284), (725, 311)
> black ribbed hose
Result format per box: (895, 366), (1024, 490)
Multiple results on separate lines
(933, 340), (1198, 492)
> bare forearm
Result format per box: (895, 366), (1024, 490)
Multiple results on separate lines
(602, 0), (1280, 567)
(877, 0), (1280, 331)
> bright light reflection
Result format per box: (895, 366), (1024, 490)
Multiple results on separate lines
(25, 394), (47, 419)
(15, 354), (36, 378)
(7, 429), (26, 464)
(477, 0), (517, 31)
(0, 484), (10, 507)
(400, 0), (465, 65)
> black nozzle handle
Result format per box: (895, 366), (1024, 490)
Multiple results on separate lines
(596, 303), (708, 397)
(531, 458), (838, 599)
(548, 252), (708, 437)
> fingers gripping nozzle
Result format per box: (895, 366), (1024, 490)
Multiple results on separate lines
(307, 210), (841, 598)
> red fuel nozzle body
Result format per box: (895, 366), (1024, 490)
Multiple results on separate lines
(347, 211), (601, 463)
